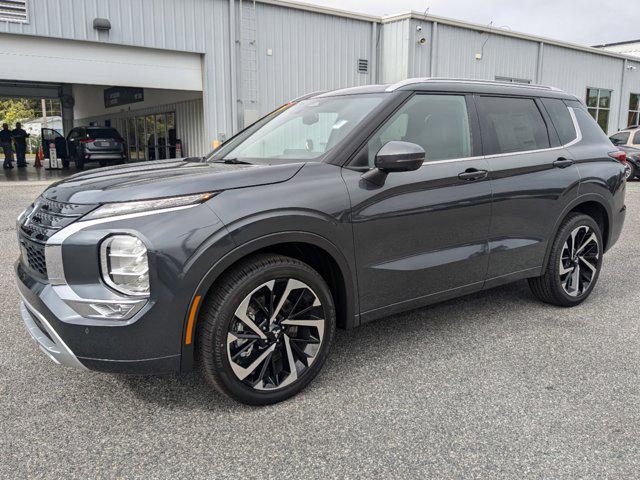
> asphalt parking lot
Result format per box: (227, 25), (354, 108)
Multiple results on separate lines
(1, 181), (639, 479)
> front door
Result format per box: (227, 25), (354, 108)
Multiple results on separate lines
(343, 93), (493, 321)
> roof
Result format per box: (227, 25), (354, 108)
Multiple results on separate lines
(315, 78), (577, 100)
(593, 39), (640, 48)
(257, 1), (640, 64)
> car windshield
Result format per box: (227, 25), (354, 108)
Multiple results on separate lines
(206, 94), (386, 164)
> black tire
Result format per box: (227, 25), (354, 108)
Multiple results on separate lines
(99, 160), (107, 167)
(197, 254), (336, 405)
(528, 213), (603, 307)
(626, 163), (637, 181)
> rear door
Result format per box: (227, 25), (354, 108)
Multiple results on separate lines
(343, 93), (492, 320)
(477, 95), (581, 287)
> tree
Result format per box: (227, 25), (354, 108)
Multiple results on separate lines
(0, 97), (36, 126)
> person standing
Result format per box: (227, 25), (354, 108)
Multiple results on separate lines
(11, 122), (30, 168)
(1, 123), (14, 169)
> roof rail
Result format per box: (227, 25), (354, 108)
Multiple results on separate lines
(385, 77), (563, 93)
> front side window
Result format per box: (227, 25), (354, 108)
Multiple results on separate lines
(609, 131), (630, 146)
(633, 130), (640, 145)
(477, 96), (550, 155)
(586, 87), (612, 133)
(541, 98), (577, 145)
(356, 94), (472, 167)
(629, 93), (640, 127)
(209, 94), (386, 164)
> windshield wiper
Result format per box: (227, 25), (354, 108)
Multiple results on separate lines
(212, 158), (252, 165)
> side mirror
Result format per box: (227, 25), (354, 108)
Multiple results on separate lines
(362, 141), (425, 186)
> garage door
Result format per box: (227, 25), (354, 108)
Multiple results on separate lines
(0, 33), (202, 91)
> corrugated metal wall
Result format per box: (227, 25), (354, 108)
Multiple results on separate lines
(251, 2), (374, 114)
(379, 19), (410, 84)
(3, 1), (640, 140)
(436, 24), (539, 82)
(540, 45), (623, 132)
(76, 98), (206, 156)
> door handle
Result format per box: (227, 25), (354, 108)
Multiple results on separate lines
(458, 168), (488, 181)
(553, 158), (574, 169)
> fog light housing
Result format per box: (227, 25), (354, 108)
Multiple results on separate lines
(100, 235), (150, 296)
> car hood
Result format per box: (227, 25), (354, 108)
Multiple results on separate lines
(42, 158), (305, 204)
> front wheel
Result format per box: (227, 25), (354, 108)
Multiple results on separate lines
(197, 254), (336, 405)
(528, 213), (603, 307)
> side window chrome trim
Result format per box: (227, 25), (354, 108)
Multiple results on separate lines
(420, 106), (582, 165)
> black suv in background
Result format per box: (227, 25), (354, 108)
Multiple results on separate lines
(15, 79), (626, 405)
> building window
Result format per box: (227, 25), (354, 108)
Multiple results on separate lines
(0, 0), (28, 23)
(495, 76), (531, 85)
(586, 88), (611, 133)
(118, 111), (178, 162)
(628, 93), (640, 127)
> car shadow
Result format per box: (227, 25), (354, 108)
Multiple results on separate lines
(115, 280), (542, 411)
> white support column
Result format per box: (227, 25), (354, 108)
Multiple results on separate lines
(535, 42), (544, 84)
(618, 59), (628, 131)
(229, 0), (239, 135)
(430, 21), (438, 77)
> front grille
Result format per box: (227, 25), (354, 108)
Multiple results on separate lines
(18, 196), (97, 278)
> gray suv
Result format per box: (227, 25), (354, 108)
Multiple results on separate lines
(15, 79), (626, 405)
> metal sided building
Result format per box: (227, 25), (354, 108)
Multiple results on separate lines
(1, 1), (639, 160)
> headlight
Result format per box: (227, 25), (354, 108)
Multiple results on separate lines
(100, 235), (150, 296)
(83, 193), (214, 221)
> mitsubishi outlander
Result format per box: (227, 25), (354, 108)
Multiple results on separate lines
(15, 79), (626, 405)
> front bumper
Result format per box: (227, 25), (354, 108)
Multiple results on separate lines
(16, 260), (182, 373)
(19, 294), (87, 370)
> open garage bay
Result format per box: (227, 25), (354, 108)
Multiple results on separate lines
(1, 182), (639, 478)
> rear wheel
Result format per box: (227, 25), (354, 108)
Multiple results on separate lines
(197, 254), (336, 405)
(626, 163), (637, 181)
(99, 160), (107, 167)
(529, 213), (603, 307)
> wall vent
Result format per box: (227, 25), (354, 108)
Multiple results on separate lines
(0, 0), (28, 23)
(358, 59), (369, 74)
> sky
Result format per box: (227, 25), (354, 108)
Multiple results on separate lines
(303, 0), (634, 47)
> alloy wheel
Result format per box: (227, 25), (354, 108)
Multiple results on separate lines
(226, 278), (325, 391)
(559, 225), (600, 297)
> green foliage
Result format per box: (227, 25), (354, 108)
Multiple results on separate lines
(0, 97), (36, 126)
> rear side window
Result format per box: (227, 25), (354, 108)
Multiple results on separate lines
(633, 131), (640, 145)
(477, 96), (550, 155)
(542, 98), (577, 145)
(87, 128), (120, 139)
(610, 131), (630, 146)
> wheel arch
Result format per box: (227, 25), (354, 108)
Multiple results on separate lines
(179, 231), (358, 372)
(542, 193), (612, 274)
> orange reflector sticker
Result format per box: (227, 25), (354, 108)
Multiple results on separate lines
(185, 295), (202, 345)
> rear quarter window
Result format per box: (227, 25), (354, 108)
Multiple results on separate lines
(541, 98), (577, 145)
(572, 107), (613, 145)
